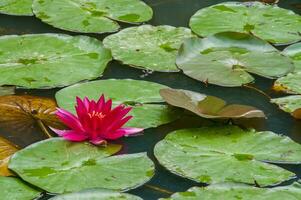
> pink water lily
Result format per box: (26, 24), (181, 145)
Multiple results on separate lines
(52, 95), (143, 145)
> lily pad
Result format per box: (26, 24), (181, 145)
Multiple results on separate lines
(162, 182), (301, 200)
(283, 43), (301, 72)
(271, 95), (301, 119)
(0, 136), (18, 176)
(0, 0), (33, 16)
(9, 138), (155, 194)
(103, 25), (194, 72)
(160, 88), (265, 119)
(0, 34), (111, 89)
(0, 177), (40, 200)
(50, 189), (142, 200)
(176, 32), (294, 87)
(32, 0), (153, 34)
(154, 126), (301, 186)
(189, 2), (301, 45)
(56, 79), (180, 128)
(273, 72), (301, 94)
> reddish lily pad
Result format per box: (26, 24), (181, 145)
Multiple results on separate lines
(0, 137), (18, 176)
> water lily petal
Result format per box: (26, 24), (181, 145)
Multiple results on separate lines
(96, 94), (105, 112)
(103, 99), (112, 114)
(90, 138), (107, 146)
(56, 108), (84, 132)
(50, 128), (88, 141)
(121, 127), (144, 136)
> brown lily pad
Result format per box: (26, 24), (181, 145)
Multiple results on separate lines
(0, 136), (18, 176)
(160, 88), (265, 119)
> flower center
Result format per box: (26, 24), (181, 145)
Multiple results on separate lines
(88, 111), (106, 119)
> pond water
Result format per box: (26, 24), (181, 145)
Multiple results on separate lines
(0, 0), (301, 199)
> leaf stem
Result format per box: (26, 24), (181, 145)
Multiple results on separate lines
(37, 120), (52, 138)
(145, 184), (173, 195)
(243, 84), (271, 99)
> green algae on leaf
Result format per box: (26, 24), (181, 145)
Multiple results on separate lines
(189, 2), (301, 45)
(271, 95), (301, 119)
(176, 32), (294, 87)
(0, 34), (111, 89)
(154, 126), (301, 186)
(103, 25), (194, 72)
(32, 0), (153, 34)
(9, 138), (154, 194)
(0, 0), (33, 16)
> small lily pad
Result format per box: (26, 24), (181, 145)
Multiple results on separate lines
(189, 2), (301, 45)
(0, 34), (111, 89)
(273, 72), (301, 94)
(0, 0), (33, 16)
(56, 79), (180, 129)
(0, 136), (18, 176)
(154, 126), (301, 186)
(162, 182), (301, 200)
(283, 43), (301, 72)
(32, 0), (153, 34)
(103, 25), (194, 72)
(0, 177), (40, 200)
(176, 32), (294, 87)
(50, 189), (142, 200)
(9, 138), (155, 194)
(160, 88), (265, 119)
(271, 95), (301, 119)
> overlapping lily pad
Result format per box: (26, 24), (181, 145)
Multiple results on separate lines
(0, 0), (33, 16)
(189, 2), (301, 45)
(154, 126), (301, 186)
(50, 189), (142, 200)
(271, 95), (301, 119)
(9, 138), (154, 193)
(0, 34), (111, 89)
(273, 72), (301, 94)
(283, 43), (301, 72)
(103, 25), (194, 71)
(0, 137), (18, 176)
(0, 177), (40, 200)
(56, 79), (180, 128)
(32, 0), (153, 34)
(176, 32), (294, 87)
(162, 183), (301, 200)
(160, 88), (265, 119)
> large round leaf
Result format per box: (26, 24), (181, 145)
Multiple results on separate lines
(0, 177), (40, 200)
(162, 183), (301, 200)
(283, 43), (301, 72)
(9, 138), (154, 194)
(273, 72), (301, 94)
(0, 0), (33, 16)
(103, 25), (194, 72)
(50, 189), (142, 200)
(176, 32), (294, 87)
(160, 88), (265, 119)
(0, 136), (18, 176)
(0, 34), (111, 89)
(271, 95), (301, 119)
(32, 0), (153, 34)
(154, 126), (301, 186)
(55, 79), (180, 128)
(189, 2), (301, 45)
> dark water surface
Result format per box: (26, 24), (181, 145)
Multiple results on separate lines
(0, 0), (301, 199)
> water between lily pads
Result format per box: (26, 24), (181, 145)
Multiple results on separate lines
(0, 0), (301, 199)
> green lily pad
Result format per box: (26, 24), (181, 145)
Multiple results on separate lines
(283, 43), (301, 72)
(32, 0), (153, 34)
(50, 189), (142, 200)
(103, 25), (194, 72)
(9, 138), (154, 194)
(176, 32), (294, 87)
(55, 79), (180, 128)
(162, 183), (301, 200)
(0, 34), (111, 89)
(189, 2), (301, 45)
(0, 177), (40, 199)
(154, 126), (301, 186)
(160, 88), (265, 119)
(0, 0), (33, 16)
(273, 72), (301, 94)
(271, 95), (301, 119)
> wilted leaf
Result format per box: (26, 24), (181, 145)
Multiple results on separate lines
(0, 0), (33, 16)
(271, 95), (301, 119)
(0, 136), (18, 176)
(160, 88), (265, 119)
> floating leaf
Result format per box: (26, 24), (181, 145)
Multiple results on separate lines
(273, 72), (301, 94)
(189, 2), (301, 45)
(0, 136), (18, 176)
(0, 86), (15, 96)
(283, 42), (301, 72)
(9, 138), (154, 194)
(0, 34), (111, 89)
(50, 189), (142, 200)
(0, 177), (40, 199)
(154, 126), (301, 186)
(103, 25), (194, 72)
(176, 32), (294, 87)
(271, 95), (301, 119)
(32, 0), (153, 34)
(56, 79), (180, 129)
(0, 0), (33, 16)
(162, 183), (301, 200)
(160, 88), (265, 119)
